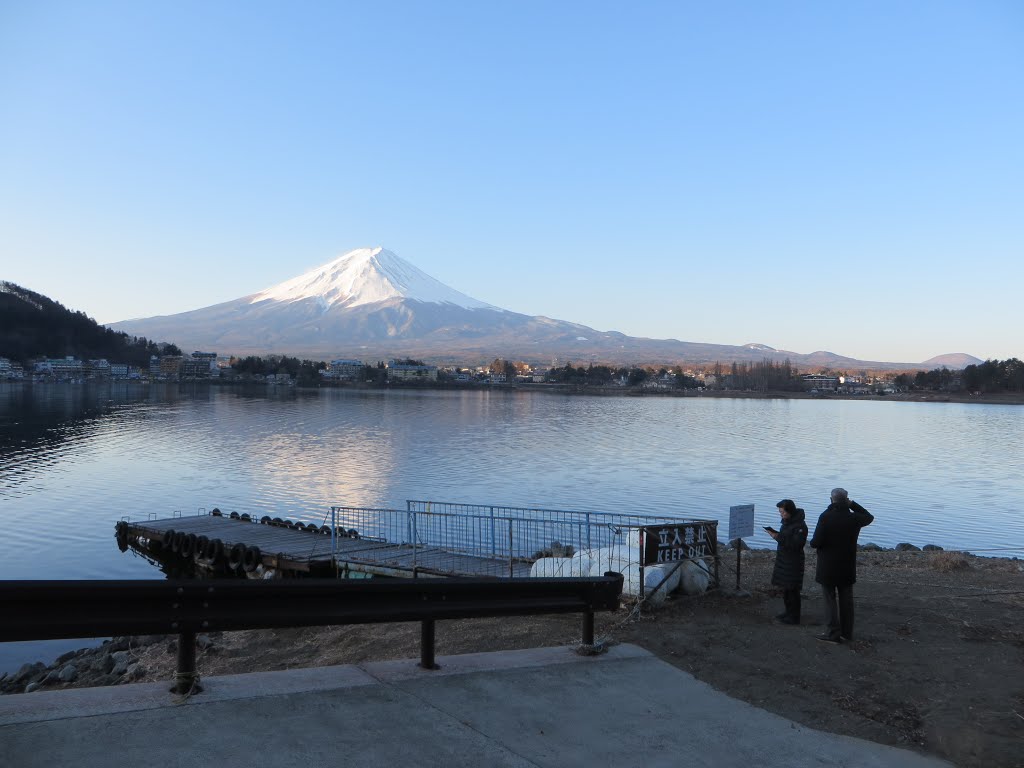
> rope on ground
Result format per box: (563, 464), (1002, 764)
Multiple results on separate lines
(171, 673), (202, 705)
(581, 593), (651, 653)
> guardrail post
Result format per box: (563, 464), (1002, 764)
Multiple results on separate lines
(582, 609), (595, 645)
(172, 630), (201, 694)
(420, 619), (438, 670)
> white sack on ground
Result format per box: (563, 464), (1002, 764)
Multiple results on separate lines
(679, 559), (711, 595)
(529, 556), (592, 578)
(589, 557), (680, 605)
(586, 545), (641, 574)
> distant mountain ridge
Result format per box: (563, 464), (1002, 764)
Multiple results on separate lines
(105, 247), (972, 369)
(920, 353), (984, 368)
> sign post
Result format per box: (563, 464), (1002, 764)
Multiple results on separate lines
(727, 504), (755, 591)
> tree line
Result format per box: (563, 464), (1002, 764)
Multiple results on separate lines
(545, 362), (700, 388)
(0, 282), (171, 366)
(897, 358), (1024, 393)
(717, 359), (802, 392)
(228, 355), (326, 385)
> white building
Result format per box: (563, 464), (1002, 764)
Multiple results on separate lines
(388, 361), (438, 381)
(325, 359), (364, 380)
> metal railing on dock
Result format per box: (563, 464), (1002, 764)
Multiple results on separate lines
(117, 501), (720, 595)
(329, 501), (720, 593)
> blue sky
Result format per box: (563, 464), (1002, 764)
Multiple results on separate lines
(1, 1), (1021, 364)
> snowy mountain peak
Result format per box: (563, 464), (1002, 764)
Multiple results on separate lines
(249, 247), (498, 311)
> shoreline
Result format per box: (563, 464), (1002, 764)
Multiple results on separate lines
(2, 549), (1020, 767)
(5, 378), (1022, 405)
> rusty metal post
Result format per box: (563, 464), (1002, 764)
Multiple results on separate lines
(172, 630), (201, 694)
(582, 609), (594, 646)
(420, 619), (438, 670)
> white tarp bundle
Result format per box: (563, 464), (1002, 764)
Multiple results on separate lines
(528, 554), (593, 578)
(529, 542), (710, 603)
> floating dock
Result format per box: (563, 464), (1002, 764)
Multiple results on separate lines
(118, 513), (532, 579)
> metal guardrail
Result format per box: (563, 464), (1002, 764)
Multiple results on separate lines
(0, 575), (624, 694)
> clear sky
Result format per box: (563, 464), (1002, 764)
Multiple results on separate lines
(1, 1), (1021, 364)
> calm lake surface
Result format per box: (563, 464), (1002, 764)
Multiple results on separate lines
(2, 383), (1022, 671)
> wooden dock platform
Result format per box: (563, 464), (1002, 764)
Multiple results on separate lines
(119, 514), (532, 579)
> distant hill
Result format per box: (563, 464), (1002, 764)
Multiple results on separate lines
(107, 247), (953, 370)
(920, 353), (984, 369)
(0, 282), (168, 366)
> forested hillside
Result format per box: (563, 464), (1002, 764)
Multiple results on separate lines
(0, 282), (172, 365)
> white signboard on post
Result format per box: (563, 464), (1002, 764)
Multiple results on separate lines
(728, 504), (755, 541)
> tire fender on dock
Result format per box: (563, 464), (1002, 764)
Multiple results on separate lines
(242, 545), (262, 572)
(227, 542), (246, 571)
(194, 535), (210, 562)
(205, 538), (224, 564)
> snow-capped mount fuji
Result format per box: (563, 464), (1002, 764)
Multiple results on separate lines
(249, 247), (498, 312)
(106, 247), (941, 368)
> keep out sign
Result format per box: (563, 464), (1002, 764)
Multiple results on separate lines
(642, 521), (718, 566)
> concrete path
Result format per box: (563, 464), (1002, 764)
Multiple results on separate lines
(0, 644), (950, 768)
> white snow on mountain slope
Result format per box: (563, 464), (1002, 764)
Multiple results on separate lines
(249, 247), (499, 311)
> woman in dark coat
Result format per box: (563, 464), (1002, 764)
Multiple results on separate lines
(767, 499), (808, 624)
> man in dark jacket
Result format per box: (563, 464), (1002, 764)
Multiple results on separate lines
(768, 499), (807, 624)
(809, 488), (874, 643)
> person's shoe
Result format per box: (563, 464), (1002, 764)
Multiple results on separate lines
(817, 634), (842, 644)
(779, 616), (799, 625)
(775, 613), (789, 621)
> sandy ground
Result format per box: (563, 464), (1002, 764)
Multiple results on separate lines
(6, 549), (1022, 767)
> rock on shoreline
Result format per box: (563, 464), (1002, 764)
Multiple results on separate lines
(0, 634), (214, 695)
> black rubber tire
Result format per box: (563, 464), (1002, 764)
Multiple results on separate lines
(180, 534), (197, 558)
(240, 513), (251, 522)
(229, 511), (240, 520)
(227, 542), (246, 571)
(348, 528), (360, 539)
(260, 516), (271, 525)
(272, 517), (284, 527)
(194, 535), (209, 562)
(211, 508), (222, 517)
(205, 538), (224, 563)
(242, 545), (262, 572)
(164, 529), (176, 550)
(172, 531), (185, 554)
(320, 525), (331, 536)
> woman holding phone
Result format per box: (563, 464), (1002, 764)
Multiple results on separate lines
(765, 499), (808, 624)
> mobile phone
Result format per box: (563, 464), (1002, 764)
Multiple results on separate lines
(763, 525), (775, 532)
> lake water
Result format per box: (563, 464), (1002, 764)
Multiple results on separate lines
(2, 383), (1022, 671)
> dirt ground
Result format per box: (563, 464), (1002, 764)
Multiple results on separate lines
(11, 550), (1024, 767)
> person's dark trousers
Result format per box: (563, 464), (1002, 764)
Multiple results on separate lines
(821, 583), (855, 639)
(783, 588), (801, 623)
